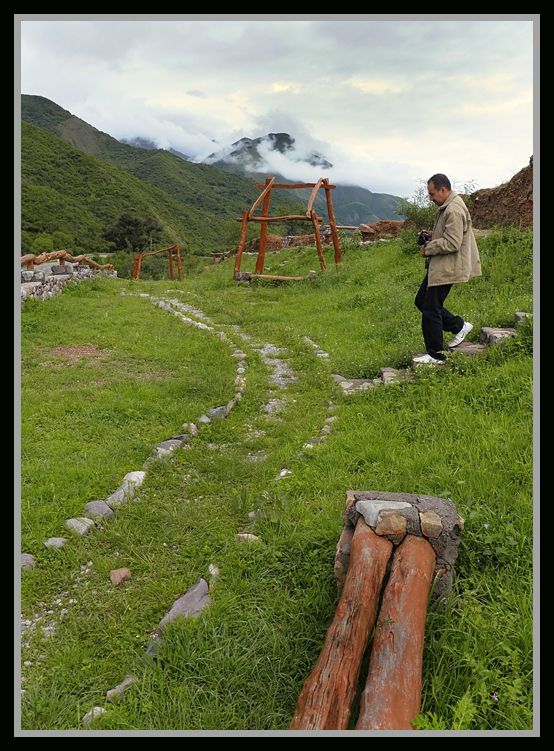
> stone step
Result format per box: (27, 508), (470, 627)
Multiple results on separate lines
(479, 326), (517, 346)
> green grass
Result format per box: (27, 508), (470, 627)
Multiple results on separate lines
(20, 229), (533, 731)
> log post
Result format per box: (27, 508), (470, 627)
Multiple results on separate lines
(324, 179), (342, 267)
(310, 210), (327, 271)
(168, 248), (174, 280)
(290, 520), (393, 729)
(355, 535), (436, 730)
(176, 245), (183, 280)
(234, 211), (249, 278)
(255, 178), (272, 274)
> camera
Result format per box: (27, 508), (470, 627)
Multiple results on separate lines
(417, 230), (432, 246)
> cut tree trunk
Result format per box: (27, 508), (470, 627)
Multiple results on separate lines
(355, 535), (436, 730)
(290, 520), (393, 729)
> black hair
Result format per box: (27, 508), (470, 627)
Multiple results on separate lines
(428, 173), (451, 190)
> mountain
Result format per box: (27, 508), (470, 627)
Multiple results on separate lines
(204, 132), (402, 224)
(21, 95), (265, 219)
(21, 121), (244, 254)
(20, 95), (304, 254)
(206, 132), (333, 171)
(121, 136), (191, 162)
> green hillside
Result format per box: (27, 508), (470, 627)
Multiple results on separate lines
(21, 96), (295, 231)
(21, 121), (243, 254)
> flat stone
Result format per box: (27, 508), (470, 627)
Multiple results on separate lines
(340, 378), (376, 393)
(65, 517), (95, 536)
(181, 422), (198, 436)
(479, 327), (517, 346)
(263, 399), (285, 414)
(515, 311), (532, 323)
(208, 564), (220, 586)
(84, 500), (114, 519)
(246, 451), (268, 462)
(198, 414), (211, 424)
(21, 553), (35, 569)
(159, 578), (211, 627)
(168, 434), (191, 444)
(106, 674), (136, 702)
(380, 367), (400, 383)
(331, 373), (347, 382)
(152, 439), (182, 458)
(419, 510), (443, 538)
(105, 487), (127, 507)
(303, 438), (324, 448)
(44, 537), (68, 549)
(51, 264), (74, 275)
(236, 533), (261, 543)
(109, 567), (132, 586)
(82, 707), (106, 726)
(207, 405), (228, 421)
(232, 350), (247, 360)
(454, 341), (486, 356)
(355, 499), (412, 527)
(21, 271), (34, 282)
(32, 271), (46, 282)
(374, 511), (407, 537)
(123, 471), (146, 489)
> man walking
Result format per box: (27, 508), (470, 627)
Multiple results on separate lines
(413, 173), (482, 365)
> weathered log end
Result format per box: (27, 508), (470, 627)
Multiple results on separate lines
(290, 520), (393, 730)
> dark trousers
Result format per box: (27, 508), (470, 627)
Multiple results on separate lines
(415, 274), (464, 360)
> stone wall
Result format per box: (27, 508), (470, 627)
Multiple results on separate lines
(21, 265), (117, 302)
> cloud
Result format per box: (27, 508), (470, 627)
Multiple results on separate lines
(19, 18), (534, 196)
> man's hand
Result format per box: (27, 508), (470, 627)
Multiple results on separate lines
(419, 245), (427, 256)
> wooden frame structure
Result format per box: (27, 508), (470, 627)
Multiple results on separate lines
(233, 177), (342, 281)
(20, 250), (114, 271)
(132, 244), (183, 281)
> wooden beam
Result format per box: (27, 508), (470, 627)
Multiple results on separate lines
(176, 245), (183, 280)
(305, 178), (324, 218)
(324, 180), (342, 267)
(168, 247), (174, 280)
(238, 215), (322, 223)
(248, 176), (276, 218)
(290, 520), (393, 730)
(255, 177), (272, 274)
(250, 274), (306, 281)
(355, 535), (436, 730)
(310, 210), (327, 271)
(234, 211), (249, 277)
(255, 182), (336, 190)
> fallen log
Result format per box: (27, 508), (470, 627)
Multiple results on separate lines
(355, 535), (436, 730)
(290, 520), (393, 730)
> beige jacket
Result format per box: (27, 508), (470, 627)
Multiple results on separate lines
(424, 191), (482, 287)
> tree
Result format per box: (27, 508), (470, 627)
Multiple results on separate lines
(31, 232), (54, 254)
(102, 212), (163, 252)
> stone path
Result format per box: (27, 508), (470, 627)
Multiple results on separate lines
(20, 293), (531, 724)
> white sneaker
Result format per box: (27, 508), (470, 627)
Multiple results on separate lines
(449, 321), (473, 348)
(413, 354), (444, 365)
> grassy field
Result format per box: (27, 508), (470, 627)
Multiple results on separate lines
(19, 228), (534, 731)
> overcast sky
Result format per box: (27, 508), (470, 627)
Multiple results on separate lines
(19, 17), (534, 197)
